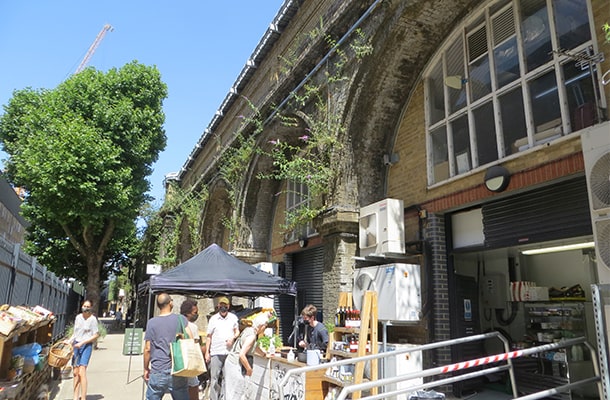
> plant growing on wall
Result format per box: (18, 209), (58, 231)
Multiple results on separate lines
(217, 98), (265, 246)
(211, 26), (373, 241)
(258, 28), (373, 234)
(153, 182), (209, 266)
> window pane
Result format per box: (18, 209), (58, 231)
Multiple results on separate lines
(473, 102), (498, 165)
(428, 62), (445, 125)
(529, 70), (562, 137)
(494, 37), (520, 88)
(451, 115), (471, 174)
(554, 0), (591, 50)
(492, 6), (520, 88)
(499, 87), (527, 155)
(431, 126), (449, 182)
(468, 26), (491, 102)
(470, 55), (492, 101)
(564, 62), (597, 131)
(520, 0), (552, 72)
(446, 37), (467, 113)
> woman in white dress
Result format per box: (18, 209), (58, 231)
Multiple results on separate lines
(223, 314), (268, 400)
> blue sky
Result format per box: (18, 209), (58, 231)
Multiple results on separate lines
(0, 1), (283, 206)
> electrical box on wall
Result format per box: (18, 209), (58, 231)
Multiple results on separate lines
(481, 274), (508, 309)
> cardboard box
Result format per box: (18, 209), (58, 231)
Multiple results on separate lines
(523, 286), (549, 301)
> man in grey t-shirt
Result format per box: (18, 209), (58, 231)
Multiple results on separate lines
(143, 293), (194, 400)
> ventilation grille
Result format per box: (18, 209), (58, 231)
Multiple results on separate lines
(596, 219), (610, 267)
(493, 7), (515, 45)
(468, 26), (488, 61)
(589, 152), (610, 211)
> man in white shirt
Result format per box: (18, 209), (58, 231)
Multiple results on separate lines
(205, 296), (239, 400)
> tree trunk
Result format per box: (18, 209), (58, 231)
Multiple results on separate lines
(86, 253), (103, 314)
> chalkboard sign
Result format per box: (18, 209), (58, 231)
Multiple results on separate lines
(122, 328), (143, 355)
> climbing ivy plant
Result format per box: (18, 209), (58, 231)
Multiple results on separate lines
(155, 182), (209, 265)
(217, 98), (265, 246)
(258, 27), (373, 233)
(209, 25), (372, 242)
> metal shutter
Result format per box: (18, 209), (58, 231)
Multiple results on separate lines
(483, 177), (592, 248)
(278, 246), (325, 345)
(292, 246), (325, 311)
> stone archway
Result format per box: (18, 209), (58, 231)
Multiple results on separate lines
(237, 116), (309, 252)
(343, 0), (482, 206)
(201, 179), (232, 248)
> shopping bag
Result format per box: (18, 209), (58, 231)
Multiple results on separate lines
(170, 337), (206, 377)
(171, 315), (206, 377)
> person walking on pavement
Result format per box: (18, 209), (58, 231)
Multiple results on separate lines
(143, 293), (194, 400)
(205, 296), (239, 400)
(66, 299), (99, 400)
(180, 299), (202, 400)
(114, 308), (123, 331)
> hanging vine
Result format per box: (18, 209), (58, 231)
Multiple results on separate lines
(154, 182), (209, 265)
(258, 27), (373, 233)
(208, 25), (372, 241)
(217, 98), (265, 245)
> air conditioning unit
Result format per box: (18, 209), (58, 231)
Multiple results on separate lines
(254, 262), (280, 276)
(582, 124), (610, 282)
(254, 262), (279, 308)
(359, 198), (405, 257)
(353, 263), (421, 321)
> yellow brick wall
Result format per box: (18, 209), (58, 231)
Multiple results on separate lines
(389, 0), (610, 212)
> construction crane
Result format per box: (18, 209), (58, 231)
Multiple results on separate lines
(75, 24), (113, 74)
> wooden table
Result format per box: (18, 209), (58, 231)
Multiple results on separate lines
(251, 354), (325, 400)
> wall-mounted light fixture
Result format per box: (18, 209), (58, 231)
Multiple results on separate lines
(298, 238), (308, 248)
(521, 241), (595, 255)
(383, 153), (400, 166)
(484, 165), (511, 192)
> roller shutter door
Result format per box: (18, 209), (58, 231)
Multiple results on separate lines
(483, 177), (592, 249)
(292, 246), (325, 311)
(278, 246), (324, 344)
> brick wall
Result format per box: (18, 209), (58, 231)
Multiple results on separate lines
(425, 213), (451, 367)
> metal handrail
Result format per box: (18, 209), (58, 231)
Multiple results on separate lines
(336, 337), (602, 400)
(276, 332), (602, 400)
(277, 331), (512, 399)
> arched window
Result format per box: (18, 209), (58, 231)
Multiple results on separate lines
(425, 0), (603, 185)
(286, 180), (315, 243)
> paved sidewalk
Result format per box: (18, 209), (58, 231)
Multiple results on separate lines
(52, 332), (147, 400)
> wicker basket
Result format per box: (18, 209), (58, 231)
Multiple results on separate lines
(48, 342), (73, 368)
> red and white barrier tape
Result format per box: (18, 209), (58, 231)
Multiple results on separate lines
(441, 350), (524, 373)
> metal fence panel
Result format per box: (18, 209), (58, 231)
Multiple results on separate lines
(41, 284), (51, 307)
(0, 264), (11, 304)
(34, 263), (45, 281)
(11, 272), (29, 305)
(0, 239), (12, 265)
(29, 280), (43, 305)
(15, 252), (32, 273)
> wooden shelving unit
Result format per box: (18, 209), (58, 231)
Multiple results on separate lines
(323, 290), (378, 400)
(0, 314), (55, 399)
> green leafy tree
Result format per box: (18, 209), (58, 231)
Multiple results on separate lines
(0, 62), (168, 309)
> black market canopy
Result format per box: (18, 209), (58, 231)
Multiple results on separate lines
(144, 243), (297, 298)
